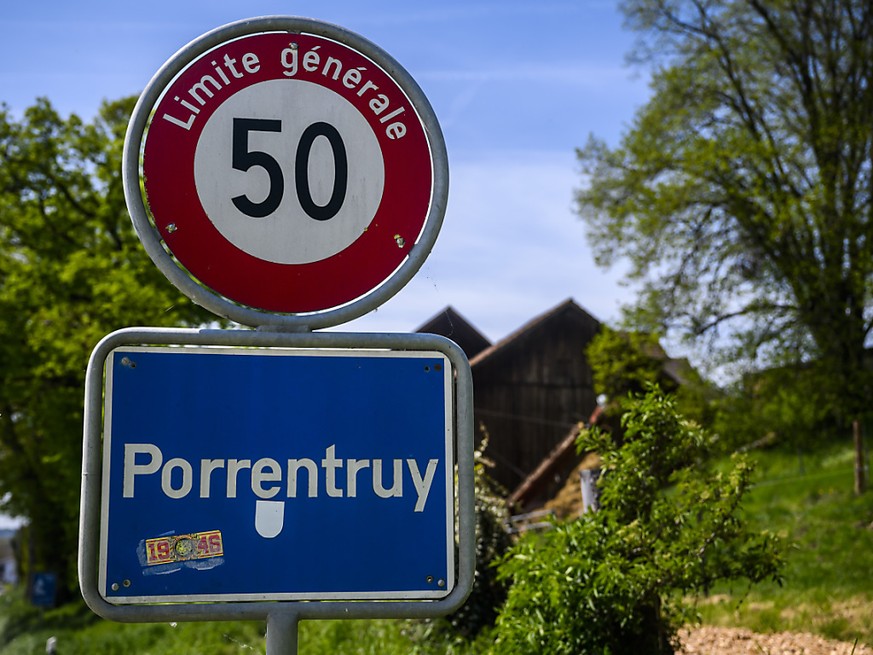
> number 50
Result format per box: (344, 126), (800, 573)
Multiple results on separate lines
(231, 117), (348, 221)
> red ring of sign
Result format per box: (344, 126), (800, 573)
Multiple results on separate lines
(142, 32), (433, 314)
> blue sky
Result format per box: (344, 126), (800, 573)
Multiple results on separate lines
(2, 1), (651, 342)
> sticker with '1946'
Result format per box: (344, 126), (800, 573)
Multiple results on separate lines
(145, 530), (224, 566)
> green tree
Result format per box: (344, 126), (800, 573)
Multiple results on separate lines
(586, 325), (714, 427)
(492, 387), (782, 654)
(711, 361), (833, 453)
(0, 98), (212, 600)
(576, 0), (873, 438)
(587, 327), (666, 404)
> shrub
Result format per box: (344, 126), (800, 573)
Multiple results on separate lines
(491, 386), (783, 654)
(446, 436), (512, 638)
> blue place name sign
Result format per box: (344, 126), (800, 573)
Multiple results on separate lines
(98, 346), (455, 604)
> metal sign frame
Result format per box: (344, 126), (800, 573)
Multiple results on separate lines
(122, 16), (448, 329)
(79, 328), (474, 628)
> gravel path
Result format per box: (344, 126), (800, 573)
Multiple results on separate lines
(680, 627), (871, 655)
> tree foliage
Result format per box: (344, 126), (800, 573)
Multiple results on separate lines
(586, 325), (714, 428)
(586, 327), (667, 403)
(0, 98), (212, 598)
(710, 360), (835, 452)
(576, 0), (873, 427)
(492, 387), (782, 654)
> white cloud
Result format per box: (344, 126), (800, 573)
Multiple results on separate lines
(341, 149), (633, 341)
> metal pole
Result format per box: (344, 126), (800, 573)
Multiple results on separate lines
(266, 610), (299, 655)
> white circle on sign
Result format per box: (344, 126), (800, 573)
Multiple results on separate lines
(194, 79), (385, 265)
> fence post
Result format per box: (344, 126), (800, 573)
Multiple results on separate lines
(580, 468), (601, 513)
(854, 419), (866, 495)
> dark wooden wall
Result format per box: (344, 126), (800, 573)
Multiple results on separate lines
(471, 301), (601, 492)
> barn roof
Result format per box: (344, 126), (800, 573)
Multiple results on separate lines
(507, 405), (604, 511)
(415, 306), (492, 360)
(470, 298), (601, 368)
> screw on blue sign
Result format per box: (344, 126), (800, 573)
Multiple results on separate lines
(98, 345), (455, 603)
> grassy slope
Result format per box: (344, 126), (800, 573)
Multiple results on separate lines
(697, 444), (873, 645)
(1, 445), (870, 653)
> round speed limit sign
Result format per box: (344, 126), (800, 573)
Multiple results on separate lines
(123, 17), (447, 328)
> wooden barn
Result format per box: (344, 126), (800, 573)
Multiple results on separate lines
(419, 299), (602, 493)
(507, 338), (697, 517)
(417, 299), (698, 517)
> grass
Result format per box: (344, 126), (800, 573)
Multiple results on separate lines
(0, 592), (486, 655)
(695, 443), (873, 645)
(0, 443), (870, 653)
(0, 595), (267, 655)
